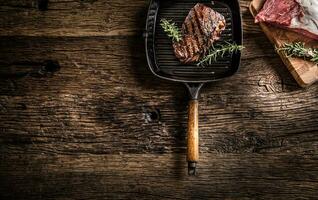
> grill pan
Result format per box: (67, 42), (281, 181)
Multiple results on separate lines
(144, 0), (242, 175)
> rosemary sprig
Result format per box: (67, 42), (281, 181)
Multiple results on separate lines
(197, 42), (244, 66)
(276, 42), (318, 64)
(160, 19), (182, 42)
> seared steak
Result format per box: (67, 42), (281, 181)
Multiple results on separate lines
(255, 0), (318, 40)
(173, 3), (226, 63)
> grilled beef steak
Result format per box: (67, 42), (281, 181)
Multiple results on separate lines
(173, 3), (226, 63)
(255, 0), (318, 40)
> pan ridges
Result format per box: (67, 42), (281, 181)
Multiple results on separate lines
(174, 3), (226, 63)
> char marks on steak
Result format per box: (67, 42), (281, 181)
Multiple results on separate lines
(173, 3), (226, 64)
(255, 0), (318, 40)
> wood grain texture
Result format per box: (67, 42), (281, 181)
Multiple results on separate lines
(250, 0), (318, 87)
(187, 100), (199, 162)
(0, 0), (262, 37)
(1, 153), (318, 199)
(0, 0), (317, 199)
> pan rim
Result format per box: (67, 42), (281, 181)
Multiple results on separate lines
(145, 0), (243, 83)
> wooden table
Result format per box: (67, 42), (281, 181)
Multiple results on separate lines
(0, 0), (317, 199)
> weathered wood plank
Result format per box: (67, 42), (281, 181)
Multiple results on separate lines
(0, 0), (261, 37)
(0, 1), (317, 199)
(1, 153), (318, 199)
(0, 36), (317, 156)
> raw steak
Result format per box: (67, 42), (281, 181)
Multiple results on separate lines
(173, 3), (226, 63)
(255, 0), (318, 40)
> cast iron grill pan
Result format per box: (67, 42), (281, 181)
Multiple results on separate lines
(145, 0), (242, 175)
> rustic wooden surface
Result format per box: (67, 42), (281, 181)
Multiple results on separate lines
(0, 0), (317, 199)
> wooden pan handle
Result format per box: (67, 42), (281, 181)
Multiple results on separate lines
(187, 100), (199, 175)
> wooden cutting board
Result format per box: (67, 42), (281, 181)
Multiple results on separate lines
(249, 0), (318, 87)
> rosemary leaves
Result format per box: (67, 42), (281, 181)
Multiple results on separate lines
(160, 18), (244, 66)
(160, 19), (182, 42)
(197, 42), (244, 66)
(276, 42), (318, 64)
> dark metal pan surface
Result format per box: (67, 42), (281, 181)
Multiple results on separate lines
(145, 0), (242, 83)
(144, 0), (243, 175)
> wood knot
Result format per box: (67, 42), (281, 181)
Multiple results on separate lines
(143, 107), (160, 123)
(41, 60), (60, 74)
(35, 60), (60, 77)
(0, 60), (60, 79)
